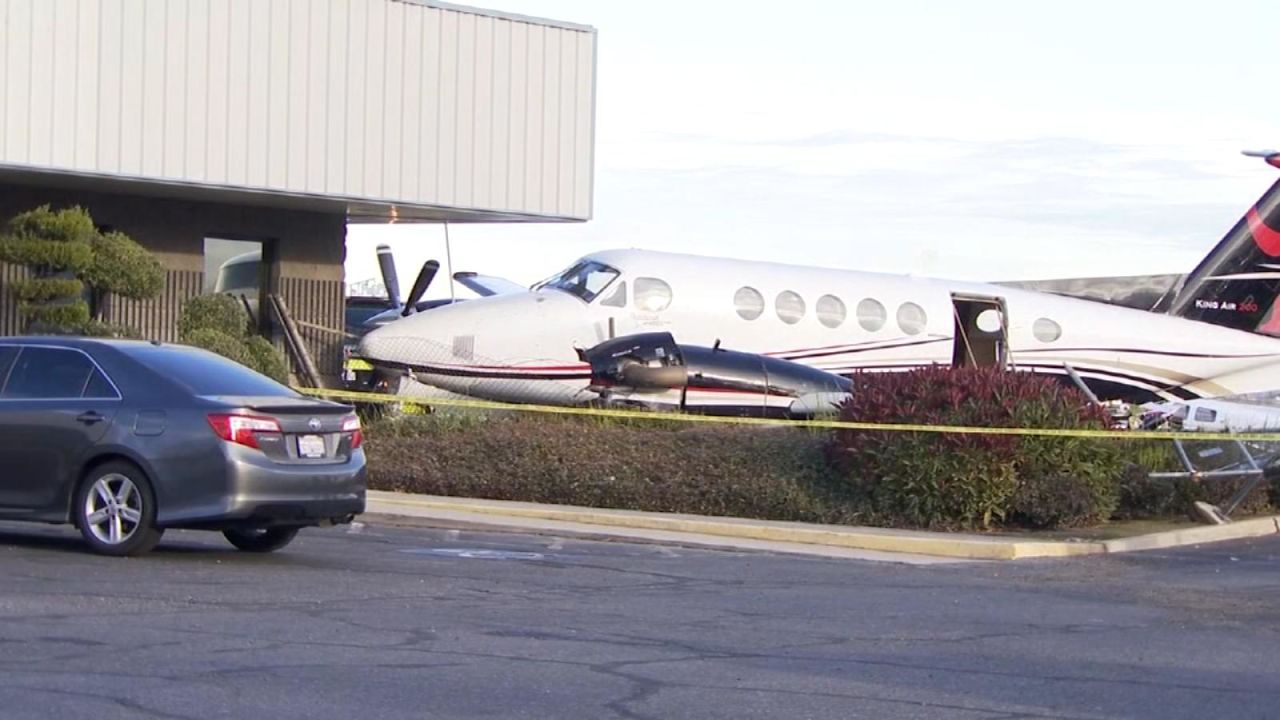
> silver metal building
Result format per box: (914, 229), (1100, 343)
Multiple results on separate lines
(0, 0), (597, 376)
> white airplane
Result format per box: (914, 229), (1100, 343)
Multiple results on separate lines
(357, 151), (1280, 415)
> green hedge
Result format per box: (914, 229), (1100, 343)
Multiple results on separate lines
(365, 413), (865, 525)
(360, 371), (1273, 531)
(178, 293), (289, 383)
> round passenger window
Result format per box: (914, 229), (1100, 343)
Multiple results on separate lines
(634, 277), (673, 312)
(1033, 317), (1062, 342)
(734, 287), (765, 320)
(856, 298), (886, 332)
(776, 291), (806, 324)
(897, 302), (927, 335)
(975, 308), (1003, 333)
(816, 295), (846, 329)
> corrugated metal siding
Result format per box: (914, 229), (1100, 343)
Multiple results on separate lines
(103, 269), (204, 343)
(0, 0), (595, 221)
(0, 262), (31, 336)
(278, 276), (345, 377)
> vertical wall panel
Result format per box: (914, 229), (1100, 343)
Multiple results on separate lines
(323, 0), (348, 195)
(183, 0), (210, 182)
(399, 3), (424, 201)
(435, 8), (458, 206)
(361, 0), (386, 198)
(104, 270), (203, 343)
(506, 21), (528, 211)
(380, 0), (405, 202)
(50, 0), (79, 169)
(73, 0), (101, 169)
(224, 0), (250, 186)
(117, 0), (143, 175)
(161, 0), (188, 178)
(0, 263), (31, 337)
(0, 0), (596, 221)
(139, 0), (165, 176)
(95, 0), (122, 173)
(304, 0), (329, 194)
(204, 0), (230, 184)
(472, 15), (495, 209)
(523, 25), (545, 213)
(574, 31), (595, 219)
(285, 0), (310, 191)
(417, 6), (441, 204)
(453, 11), (476, 208)
(265, 0), (289, 189)
(342, 0), (367, 198)
(26, 0), (53, 166)
(244, 0), (271, 188)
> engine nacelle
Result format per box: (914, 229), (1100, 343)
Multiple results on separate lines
(577, 332), (851, 417)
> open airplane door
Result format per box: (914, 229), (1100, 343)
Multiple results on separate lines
(951, 294), (1009, 368)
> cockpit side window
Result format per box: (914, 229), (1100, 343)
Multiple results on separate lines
(634, 277), (672, 312)
(601, 281), (627, 308)
(539, 261), (621, 303)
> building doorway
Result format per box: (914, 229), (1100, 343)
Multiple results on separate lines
(203, 237), (275, 332)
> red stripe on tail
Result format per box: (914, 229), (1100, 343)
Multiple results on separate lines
(1247, 206), (1280, 256)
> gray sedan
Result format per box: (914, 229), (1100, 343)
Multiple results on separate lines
(0, 338), (367, 556)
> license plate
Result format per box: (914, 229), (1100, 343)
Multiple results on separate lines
(298, 435), (327, 458)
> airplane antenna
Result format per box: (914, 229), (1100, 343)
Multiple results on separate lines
(443, 221), (456, 303)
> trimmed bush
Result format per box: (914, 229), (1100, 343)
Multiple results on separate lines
(179, 294), (248, 340)
(245, 336), (289, 383)
(827, 366), (1125, 530)
(365, 413), (865, 525)
(0, 205), (162, 335)
(8, 277), (85, 303)
(182, 327), (252, 366)
(178, 293), (289, 382)
(82, 230), (165, 301)
(22, 302), (91, 329)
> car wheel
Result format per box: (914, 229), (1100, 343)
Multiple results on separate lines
(222, 527), (300, 553)
(75, 461), (164, 557)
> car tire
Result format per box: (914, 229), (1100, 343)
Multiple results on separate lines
(75, 461), (164, 557)
(222, 527), (300, 553)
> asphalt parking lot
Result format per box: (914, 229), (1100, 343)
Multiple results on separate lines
(1, 520), (1278, 719)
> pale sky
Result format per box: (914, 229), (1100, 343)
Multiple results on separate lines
(346, 0), (1280, 299)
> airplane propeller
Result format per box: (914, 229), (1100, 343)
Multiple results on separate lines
(402, 259), (441, 317)
(376, 244), (402, 309)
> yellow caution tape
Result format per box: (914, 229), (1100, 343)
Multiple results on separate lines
(296, 386), (1280, 442)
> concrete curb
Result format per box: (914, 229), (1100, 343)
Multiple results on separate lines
(364, 491), (1280, 561)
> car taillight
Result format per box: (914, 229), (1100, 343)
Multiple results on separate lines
(342, 414), (363, 449)
(208, 413), (282, 450)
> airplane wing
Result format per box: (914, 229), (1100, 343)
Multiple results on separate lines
(453, 272), (527, 297)
(994, 274), (1182, 311)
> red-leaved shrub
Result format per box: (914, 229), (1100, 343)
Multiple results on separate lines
(827, 366), (1124, 529)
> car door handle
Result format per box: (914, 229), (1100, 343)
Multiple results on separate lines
(76, 411), (106, 426)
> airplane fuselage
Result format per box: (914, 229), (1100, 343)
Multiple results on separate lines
(357, 249), (1280, 407)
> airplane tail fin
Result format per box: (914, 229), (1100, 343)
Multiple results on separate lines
(1166, 151), (1280, 335)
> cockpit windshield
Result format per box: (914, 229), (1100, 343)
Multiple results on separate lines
(536, 260), (621, 303)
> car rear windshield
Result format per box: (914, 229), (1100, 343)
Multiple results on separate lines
(123, 345), (298, 397)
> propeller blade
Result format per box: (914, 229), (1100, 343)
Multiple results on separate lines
(376, 245), (402, 309)
(402, 259), (441, 316)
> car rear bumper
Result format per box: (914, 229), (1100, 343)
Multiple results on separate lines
(156, 447), (368, 530)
